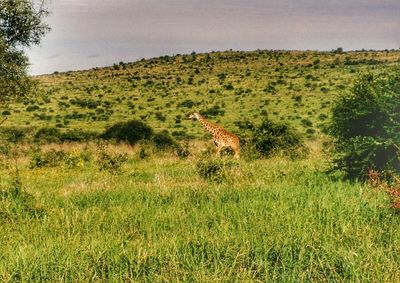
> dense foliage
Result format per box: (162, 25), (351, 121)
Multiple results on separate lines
(0, 0), (49, 102)
(100, 120), (154, 145)
(236, 118), (307, 158)
(330, 72), (400, 179)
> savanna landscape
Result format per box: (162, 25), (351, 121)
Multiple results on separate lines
(1, 49), (399, 282)
(1, 1), (400, 282)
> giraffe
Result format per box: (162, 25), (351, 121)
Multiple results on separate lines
(189, 112), (240, 158)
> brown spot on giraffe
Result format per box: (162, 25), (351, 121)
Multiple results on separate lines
(189, 112), (240, 158)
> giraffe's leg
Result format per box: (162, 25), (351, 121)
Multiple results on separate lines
(216, 145), (222, 157)
(232, 143), (240, 159)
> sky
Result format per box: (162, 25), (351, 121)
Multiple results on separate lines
(27, 0), (400, 75)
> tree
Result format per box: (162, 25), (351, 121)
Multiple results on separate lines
(0, 0), (50, 103)
(330, 72), (400, 180)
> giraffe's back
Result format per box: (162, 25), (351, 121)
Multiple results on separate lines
(213, 127), (240, 148)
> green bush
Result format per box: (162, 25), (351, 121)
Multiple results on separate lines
(34, 127), (62, 143)
(100, 120), (153, 145)
(201, 105), (225, 117)
(96, 142), (128, 173)
(61, 129), (97, 142)
(63, 150), (91, 169)
(175, 141), (190, 159)
(196, 159), (235, 183)
(29, 147), (91, 169)
(330, 72), (400, 180)
(33, 127), (97, 143)
(178, 99), (199, 109)
(0, 127), (27, 143)
(236, 118), (307, 159)
(26, 105), (39, 112)
(101, 120), (179, 152)
(151, 130), (177, 151)
(29, 148), (66, 168)
(154, 112), (166, 122)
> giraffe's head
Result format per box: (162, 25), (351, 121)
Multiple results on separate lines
(188, 112), (201, 120)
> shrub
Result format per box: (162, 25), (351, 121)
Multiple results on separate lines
(26, 105), (39, 112)
(154, 112), (166, 122)
(236, 118), (307, 159)
(139, 145), (149, 160)
(29, 148), (66, 168)
(61, 129), (97, 142)
(63, 150), (91, 169)
(0, 127), (27, 143)
(151, 130), (177, 151)
(201, 105), (225, 117)
(196, 159), (235, 183)
(96, 142), (128, 173)
(301, 118), (313, 127)
(34, 127), (62, 143)
(178, 99), (199, 109)
(100, 120), (153, 145)
(329, 72), (400, 180)
(175, 141), (190, 159)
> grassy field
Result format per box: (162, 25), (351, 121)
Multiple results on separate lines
(0, 142), (399, 282)
(1, 49), (400, 281)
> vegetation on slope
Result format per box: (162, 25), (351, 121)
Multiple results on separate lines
(1, 49), (400, 139)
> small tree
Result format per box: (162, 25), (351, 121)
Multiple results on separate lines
(100, 120), (154, 145)
(235, 118), (307, 159)
(0, 0), (50, 103)
(330, 72), (400, 180)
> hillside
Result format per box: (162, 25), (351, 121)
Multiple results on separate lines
(3, 49), (400, 139)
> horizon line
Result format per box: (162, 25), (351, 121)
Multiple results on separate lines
(31, 47), (400, 76)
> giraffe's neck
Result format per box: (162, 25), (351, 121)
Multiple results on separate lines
(197, 115), (216, 135)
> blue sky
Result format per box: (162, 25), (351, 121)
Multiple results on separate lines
(27, 0), (400, 75)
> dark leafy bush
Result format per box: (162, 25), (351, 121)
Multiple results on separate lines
(330, 72), (400, 180)
(100, 120), (153, 145)
(33, 127), (97, 143)
(151, 130), (177, 151)
(178, 99), (200, 109)
(60, 129), (97, 142)
(0, 127), (27, 143)
(69, 98), (100, 109)
(34, 127), (62, 143)
(139, 145), (149, 160)
(301, 118), (313, 127)
(201, 105), (225, 117)
(235, 118), (307, 159)
(101, 120), (179, 152)
(154, 112), (166, 122)
(26, 105), (39, 112)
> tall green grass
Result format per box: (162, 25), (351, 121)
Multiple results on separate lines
(0, 143), (398, 282)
